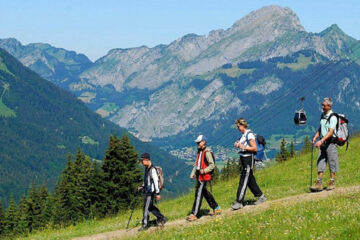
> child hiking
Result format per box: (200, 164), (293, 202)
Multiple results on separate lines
(186, 135), (221, 221)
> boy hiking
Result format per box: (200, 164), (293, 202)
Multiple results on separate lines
(187, 135), (221, 221)
(138, 153), (167, 231)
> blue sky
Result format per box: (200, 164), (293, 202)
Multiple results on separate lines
(1, 0), (359, 61)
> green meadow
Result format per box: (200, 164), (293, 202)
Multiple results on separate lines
(17, 135), (360, 240)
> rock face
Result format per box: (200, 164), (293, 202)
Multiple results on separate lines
(1, 5), (359, 143)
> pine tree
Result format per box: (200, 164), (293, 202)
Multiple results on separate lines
(16, 196), (30, 234)
(289, 141), (295, 158)
(38, 184), (51, 228)
(0, 199), (4, 236)
(73, 149), (92, 220)
(221, 160), (231, 180)
(102, 135), (142, 214)
(275, 138), (289, 162)
(27, 184), (42, 231)
(88, 161), (107, 218)
(3, 196), (17, 235)
(302, 136), (312, 153)
(53, 153), (78, 226)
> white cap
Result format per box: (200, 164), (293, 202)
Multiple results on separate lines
(194, 134), (207, 143)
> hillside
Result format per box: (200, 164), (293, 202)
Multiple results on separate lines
(0, 48), (190, 205)
(18, 134), (360, 239)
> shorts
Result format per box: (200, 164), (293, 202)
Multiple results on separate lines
(317, 143), (339, 172)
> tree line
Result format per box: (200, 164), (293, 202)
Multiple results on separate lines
(0, 134), (142, 238)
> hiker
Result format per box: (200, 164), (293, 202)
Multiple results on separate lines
(311, 97), (338, 191)
(232, 118), (266, 210)
(138, 153), (167, 231)
(186, 135), (221, 221)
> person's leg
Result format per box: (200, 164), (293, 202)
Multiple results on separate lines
(202, 181), (218, 210)
(141, 195), (152, 228)
(233, 156), (250, 210)
(311, 147), (327, 191)
(148, 195), (167, 225)
(327, 143), (338, 190)
(191, 178), (205, 217)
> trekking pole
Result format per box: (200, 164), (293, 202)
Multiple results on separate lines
(126, 192), (138, 229)
(310, 143), (314, 188)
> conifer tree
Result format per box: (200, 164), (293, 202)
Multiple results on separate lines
(88, 161), (107, 218)
(38, 184), (50, 227)
(27, 184), (42, 231)
(276, 138), (289, 162)
(3, 196), (17, 234)
(53, 153), (78, 226)
(289, 141), (295, 158)
(0, 199), (4, 236)
(73, 149), (91, 219)
(302, 136), (312, 153)
(102, 135), (142, 213)
(16, 196), (30, 234)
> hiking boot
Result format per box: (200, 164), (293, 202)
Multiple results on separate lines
(213, 206), (221, 215)
(186, 214), (197, 222)
(231, 201), (244, 210)
(310, 180), (323, 192)
(138, 225), (149, 231)
(254, 194), (267, 205)
(157, 217), (168, 226)
(327, 180), (335, 191)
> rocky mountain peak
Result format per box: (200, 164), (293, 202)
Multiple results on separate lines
(230, 5), (304, 34)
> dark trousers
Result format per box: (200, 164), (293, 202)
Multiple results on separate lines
(236, 155), (263, 203)
(191, 175), (218, 216)
(142, 194), (165, 227)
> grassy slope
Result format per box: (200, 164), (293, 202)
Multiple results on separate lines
(18, 135), (360, 240)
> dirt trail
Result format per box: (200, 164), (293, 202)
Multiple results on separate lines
(73, 185), (360, 240)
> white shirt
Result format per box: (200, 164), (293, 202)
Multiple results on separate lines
(196, 151), (203, 170)
(238, 129), (255, 157)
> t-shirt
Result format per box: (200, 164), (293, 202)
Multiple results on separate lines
(320, 110), (337, 138)
(238, 129), (255, 157)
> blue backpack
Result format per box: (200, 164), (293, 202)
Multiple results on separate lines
(245, 131), (266, 162)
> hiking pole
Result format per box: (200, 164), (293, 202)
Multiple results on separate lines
(126, 192), (139, 229)
(310, 143), (314, 188)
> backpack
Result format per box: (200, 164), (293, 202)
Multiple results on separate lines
(324, 113), (349, 149)
(245, 131), (266, 162)
(150, 166), (165, 191)
(203, 150), (216, 175)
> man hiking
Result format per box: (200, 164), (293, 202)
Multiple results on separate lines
(186, 135), (221, 221)
(311, 97), (339, 191)
(138, 153), (167, 231)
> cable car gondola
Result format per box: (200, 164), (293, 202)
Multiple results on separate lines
(294, 97), (307, 126)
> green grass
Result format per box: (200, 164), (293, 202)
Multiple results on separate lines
(277, 54), (313, 71)
(0, 98), (16, 117)
(18, 136), (360, 240)
(79, 136), (99, 145)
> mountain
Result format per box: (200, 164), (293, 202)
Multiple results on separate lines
(0, 48), (190, 205)
(73, 5), (359, 142)
(0, 38), (93, 88)
(1, 5), (359, 153)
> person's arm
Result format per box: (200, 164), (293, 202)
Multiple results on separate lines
(151, 168), (160, 195)
(190, 165), (196, 179)
(312, 127), (321, 143)
(315, 116), (336, 147)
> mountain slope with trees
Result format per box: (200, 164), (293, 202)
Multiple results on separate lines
(0, 48), (190, 206)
